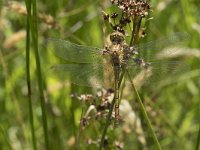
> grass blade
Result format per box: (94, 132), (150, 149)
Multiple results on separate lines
(26, 0), (50, 149)
(126, 70), (162, 150)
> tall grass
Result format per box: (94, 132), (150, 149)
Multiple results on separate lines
(25, 0), (49, 149)
(24, 0), (37, 149)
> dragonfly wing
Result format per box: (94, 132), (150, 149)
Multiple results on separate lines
(49, 63), (113, 88)
(46, 38), (104, 63)
(134, 32), (190, 60)
(125, 60), (190, 88)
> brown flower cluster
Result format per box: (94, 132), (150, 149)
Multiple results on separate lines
(111, 0), (150, 17)
(103, 0), (150, 37)
(71, 89), (115, 127)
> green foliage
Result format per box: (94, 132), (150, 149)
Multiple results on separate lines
(0, 0), (199, 149)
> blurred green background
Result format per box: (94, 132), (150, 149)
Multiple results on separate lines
(0, 0), (199, 150)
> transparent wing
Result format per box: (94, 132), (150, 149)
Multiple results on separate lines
(125, 60), (190, 88)
(49, 63), (114, 88)
(134, 32), (190, 60)
(46, 38), (104, 63)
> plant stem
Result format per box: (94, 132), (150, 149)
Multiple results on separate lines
(130, 16), (137, 46)
(24, 0), (37, 149)
(28, 0), (49, 149)
(126, 70), (162, 150)
(0, 125), (12, 150)
(195, 123), (200, 150)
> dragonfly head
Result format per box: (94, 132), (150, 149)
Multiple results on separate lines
(110, 31), (124, 45)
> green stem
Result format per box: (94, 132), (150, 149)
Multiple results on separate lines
(130, 16), (137, 46)
(134, 17), (142, 44)
(195, 122), (200, 150)
(24, 0), (37, 149)
(126, 70), (162, 150)
(0, 121), (12, 149)
(75, 100), (86, 150)
(28, 0), (49, 149)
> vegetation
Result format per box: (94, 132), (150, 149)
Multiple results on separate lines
(0, 0), (199, 150)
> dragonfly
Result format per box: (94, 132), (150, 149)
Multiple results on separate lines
(46, 31), (189, 125)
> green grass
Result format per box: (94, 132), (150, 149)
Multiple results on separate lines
(24, 0), (37, 149)
(0, 0), (200, 150)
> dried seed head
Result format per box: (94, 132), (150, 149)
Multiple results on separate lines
(115, 141), (124, 150)
(6, 1), (59, 29)
(111, 0), (118, 4)
(80, 117), (89, 127)
(111, 0), (151, 18)
(72, 89), (115, 127)
(3, 30), (26, 49)
(6, 1), (27, 15)
(111, 12), (118, 18)
(103, 14), (109, 21)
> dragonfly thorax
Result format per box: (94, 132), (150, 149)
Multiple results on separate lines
(103, 31), (125, 63)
